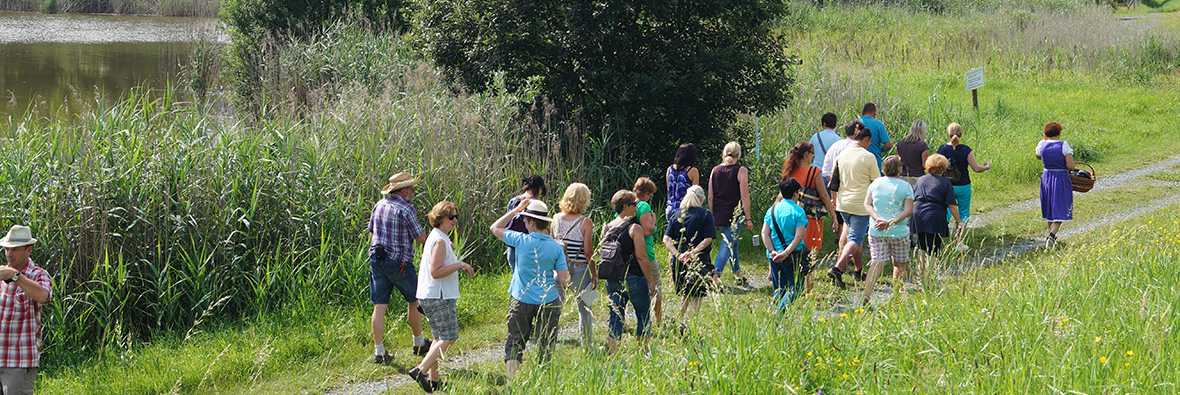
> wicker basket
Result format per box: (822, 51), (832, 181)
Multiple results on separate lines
(1070, 161), (1096, 193)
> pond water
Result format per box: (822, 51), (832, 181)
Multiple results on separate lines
(0, 12), (222, 119)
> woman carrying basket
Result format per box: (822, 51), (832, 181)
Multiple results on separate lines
(1035, 122), (1075, 248)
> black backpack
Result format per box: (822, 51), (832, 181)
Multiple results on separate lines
(943, 145), (963, 183)
(597, 221), (634, 282)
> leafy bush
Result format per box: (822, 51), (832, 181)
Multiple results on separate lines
(413, 0), (795, 177)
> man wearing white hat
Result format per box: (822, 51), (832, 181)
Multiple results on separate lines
(368, 173), (430, 364)
(490, 199), (569, 379)
(0, 225), (52, 395)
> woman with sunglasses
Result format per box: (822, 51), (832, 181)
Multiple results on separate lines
(780, 141), (837, 296)
(603, 190), (655, 354)
(409, 201), (475, 392)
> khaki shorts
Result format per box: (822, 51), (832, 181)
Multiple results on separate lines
(650, 260), (663, 302)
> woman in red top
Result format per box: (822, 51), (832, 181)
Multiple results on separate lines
(780, 141), (838, 295)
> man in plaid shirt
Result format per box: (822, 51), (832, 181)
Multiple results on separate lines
(0, 225), (52, 395)
(368, 173), (430, 364)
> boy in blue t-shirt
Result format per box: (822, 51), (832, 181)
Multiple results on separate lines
(761, 178), (810, 308)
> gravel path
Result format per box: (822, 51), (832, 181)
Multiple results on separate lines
(327, 155), (1180, 394)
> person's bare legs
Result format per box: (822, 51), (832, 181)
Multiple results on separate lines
(371, 304), (388, 348)
(1048, 221), (1063, 235)
(892, 261), (907, 297)
(835, 241), (861, 272)
(417, 339), (455, 381)
(862, 260), (886, 303)
(408, 301), (424, 337)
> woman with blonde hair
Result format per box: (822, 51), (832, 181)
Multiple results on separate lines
(936, 122), (991, 251)
(708, 141), (753, 285)
(662, 185), (714, 333)
(896, 119), (930, 187)
(553, 183), (596, 348)
(409, 201), (476, 392)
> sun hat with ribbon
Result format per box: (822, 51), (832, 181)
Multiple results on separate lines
(0, 225), (38, 248)
(518, 200), (554, 223)
(381, 173), (424, 195)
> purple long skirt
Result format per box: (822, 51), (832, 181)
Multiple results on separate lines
(1040, 170), (1073, 222)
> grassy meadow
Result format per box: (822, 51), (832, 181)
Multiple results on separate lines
(5, 0), (1179, 394)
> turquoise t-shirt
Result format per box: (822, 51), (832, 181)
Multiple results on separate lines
(867, 177), (915, 238)
(763, 200), (808, 258)
(860, 115), (891, 167)
(616, 201), (656, 262)
(504, 230), (568, 304)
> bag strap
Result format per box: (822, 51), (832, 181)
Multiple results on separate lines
(806, 167), (817, 190)
(816, 134), (828, 158)
(770, 205), (790, 251)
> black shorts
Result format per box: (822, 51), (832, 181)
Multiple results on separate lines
(915, 233), (943, 254)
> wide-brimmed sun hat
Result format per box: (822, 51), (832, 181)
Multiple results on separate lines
(518, 200), (554, 223)
(381, 173), (423, 195)
(0, 225), (37, 248)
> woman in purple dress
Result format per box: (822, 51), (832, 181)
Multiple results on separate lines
(1035, 122), (1075, 248)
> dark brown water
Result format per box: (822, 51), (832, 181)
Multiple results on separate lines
(0, 12), (221, 119)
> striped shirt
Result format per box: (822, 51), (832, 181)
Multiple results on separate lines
(554, 216), (588, 266)
(367, 194), (425, 263)
(0, 259), (52, 368)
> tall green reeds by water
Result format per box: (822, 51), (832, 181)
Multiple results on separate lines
(0, 62), (596, 366)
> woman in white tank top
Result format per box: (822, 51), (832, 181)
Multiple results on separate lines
(553, 183), (596, 349)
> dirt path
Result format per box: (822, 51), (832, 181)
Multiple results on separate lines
(326, 155), (1180, 395)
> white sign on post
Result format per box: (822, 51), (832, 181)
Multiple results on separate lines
(965, 67), (985, 91)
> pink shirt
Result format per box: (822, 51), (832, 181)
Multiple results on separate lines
(0, 259), (52, 368)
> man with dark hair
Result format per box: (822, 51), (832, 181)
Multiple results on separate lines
(809, 113), (841, 170)
(828, 127), (880, 289)
(761, 178), (809, 308)
(860, 102), (893, 168)
(0, 225), (52, 395)
(368, 173), (431, 364)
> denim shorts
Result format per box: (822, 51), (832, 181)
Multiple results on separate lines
(840, 211), (870, 246)
(370, 256), (418, 305)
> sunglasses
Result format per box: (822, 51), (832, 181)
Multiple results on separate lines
(449, 215), (459, 220)
(625, 201), (638, 207)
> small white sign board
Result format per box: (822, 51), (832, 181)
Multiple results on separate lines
(965, 67), (985, 91)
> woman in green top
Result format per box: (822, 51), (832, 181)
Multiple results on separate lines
(618, 177), (661, 326)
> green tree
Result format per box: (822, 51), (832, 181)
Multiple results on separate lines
(414, 0), (793, 176)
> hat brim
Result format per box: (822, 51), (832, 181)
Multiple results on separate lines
(0, 238), (37, 248)
(381, 179), (424, 194)
(518, 212), (553, 222)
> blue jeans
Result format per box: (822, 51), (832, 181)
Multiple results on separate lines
(712, 226), (741, 275)
(768, 250), (808, 309)
(946, 184), (972, 223)
(607, 274), (652, 339)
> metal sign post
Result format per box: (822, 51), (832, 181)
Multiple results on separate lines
(965, 67), (985, 109)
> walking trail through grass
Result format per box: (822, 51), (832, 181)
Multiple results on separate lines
(326, 155), (1180, 395)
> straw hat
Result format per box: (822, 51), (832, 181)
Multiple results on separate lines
(518, 200), (554, 223)
(381, 173), (423, 195)
(0, 225), (37, 248)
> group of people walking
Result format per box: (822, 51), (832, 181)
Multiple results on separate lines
(363, 103), (1079, 392)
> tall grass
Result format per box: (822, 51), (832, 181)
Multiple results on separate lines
(492, 206), (1180, 394)
(0, 57), (610, 368)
